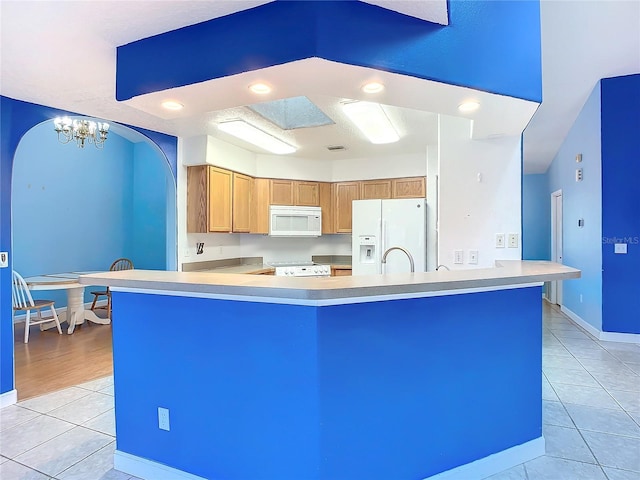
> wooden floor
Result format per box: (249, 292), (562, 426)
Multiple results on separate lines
(14, 320), (113, 400)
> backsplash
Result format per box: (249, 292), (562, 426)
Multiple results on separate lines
(184, 233), (352, 265)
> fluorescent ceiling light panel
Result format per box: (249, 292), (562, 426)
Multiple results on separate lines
(342, 101), (399, 144)
(217, 120), (296, 154)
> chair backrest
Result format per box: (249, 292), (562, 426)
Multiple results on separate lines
(110, 258), (134, 272)
(12, 270), (35, 309)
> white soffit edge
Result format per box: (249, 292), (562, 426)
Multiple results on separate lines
(361, 0), (449, 25)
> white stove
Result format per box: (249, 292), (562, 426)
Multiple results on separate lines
(270, 261), (331, 277)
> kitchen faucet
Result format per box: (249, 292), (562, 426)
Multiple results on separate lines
(381, 246), (415, 273)
(436, 265), (450, 271)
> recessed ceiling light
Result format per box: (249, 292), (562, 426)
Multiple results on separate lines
(362, 82), (384, 94)
(342, 101), (399, 145)
(458, 101), (480, 113)
(217, 120), (296, 155)
(249, 83), (272, 94)
(161, 100), (184, 111)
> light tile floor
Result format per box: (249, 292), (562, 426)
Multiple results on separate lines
(1, 302), (638, 480)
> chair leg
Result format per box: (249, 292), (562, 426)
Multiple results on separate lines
(24, 311), (31, 343)
(90, 294), (99, 311)
(51, 306), (62, 334)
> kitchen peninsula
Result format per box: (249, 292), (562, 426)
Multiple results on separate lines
(81, 261), (579, 480)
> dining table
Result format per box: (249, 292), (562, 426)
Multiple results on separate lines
(24, 272), (110, 334)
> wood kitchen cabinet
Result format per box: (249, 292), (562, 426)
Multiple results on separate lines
(331, 266), (352, 276)
(270, 180), (294, 205)
(294, 181), (320, 206)
(232, 173), (252, 233)
(360, 179), (392, 200)
(392, 177), (426, 198)
(318, 182), (334, 234)
(250, 178), (270, 234)
(187, 165), (232, 233)
(334, 181), (360, 233)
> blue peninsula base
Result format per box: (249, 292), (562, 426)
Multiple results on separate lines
(111, 285), (544, 480)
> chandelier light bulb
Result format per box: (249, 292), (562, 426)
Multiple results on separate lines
(53, 116), (110, 149)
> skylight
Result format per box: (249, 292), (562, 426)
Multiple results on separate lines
(248, 96), (334, 130)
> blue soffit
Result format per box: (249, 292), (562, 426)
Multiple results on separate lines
(248, 96), (335, 130)
(116, 0), (542, 103)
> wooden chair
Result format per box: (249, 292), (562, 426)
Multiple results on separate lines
(90, 258), (134, 319)
(12, 270), (62, 343)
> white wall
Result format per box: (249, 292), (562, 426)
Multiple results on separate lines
(426, 144), (438, 271)
(437, 115), (522, 269)
(331, 153), (426, 181)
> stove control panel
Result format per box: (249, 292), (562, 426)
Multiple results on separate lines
(275, 264), (331, 277)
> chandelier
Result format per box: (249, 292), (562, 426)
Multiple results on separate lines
(53, 116), (110, 149)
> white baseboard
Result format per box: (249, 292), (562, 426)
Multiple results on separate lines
(561, 306), (640, 344)
(13, 300), (107, 324)
(116, 437), (544, 480)
(114, 450), (207, 480)
(424, 436), (545, 480)
(0, 389), (18, 409)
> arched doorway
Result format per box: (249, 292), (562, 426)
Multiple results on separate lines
(10, 118), (176, 399)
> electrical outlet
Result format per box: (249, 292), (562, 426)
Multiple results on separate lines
(495, 233), (505, 248)
(468, 250), (478, 265)
(454, 250), (464, 264)
(158, 407), (170, 431)
(508, 233), (519, 248)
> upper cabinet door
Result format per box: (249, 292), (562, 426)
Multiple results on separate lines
(187, 165), (208, 233)
(270, 180), (294, 205)
(318, 182), (334, 234)
(334, 182), (360, 233)
(294, 181), (320, 206)
(208, 167), (233, 232)
(232, 173), (252, 233)
(392, 177), (426, 198)
(251, 178), (270, 234)
(360, 179), (392, 200)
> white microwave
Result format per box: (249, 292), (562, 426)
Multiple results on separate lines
(269, 205), (322, 237)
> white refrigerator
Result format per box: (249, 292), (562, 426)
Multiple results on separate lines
(352, 198), (426, 275)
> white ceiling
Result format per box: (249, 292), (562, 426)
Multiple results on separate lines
(1, 1), (638, 172)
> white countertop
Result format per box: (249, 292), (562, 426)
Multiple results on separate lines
(79, 261), (580, 305)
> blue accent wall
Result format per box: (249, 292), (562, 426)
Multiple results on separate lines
(112, 287), (542, 479)
(547, 83), (603, 330)
(131, 142), (168, 270)
(0, 95), (178, 396)
(117, 0), (541, 103)
(601, 74), (640, 334)
(522, 174), (550, 260)
(12, 122), (134, 306)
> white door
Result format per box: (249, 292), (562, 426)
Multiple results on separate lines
(550, 190), (563, 305)
(352, 200), (382, 275)
(381, 198), (427, 273)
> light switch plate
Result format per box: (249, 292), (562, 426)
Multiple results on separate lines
(0, 252), (7, 268)
(454, 250), (464, 264)
(614, 243), (627, 254)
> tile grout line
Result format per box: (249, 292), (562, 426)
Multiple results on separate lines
(546, 311), (640, 475)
